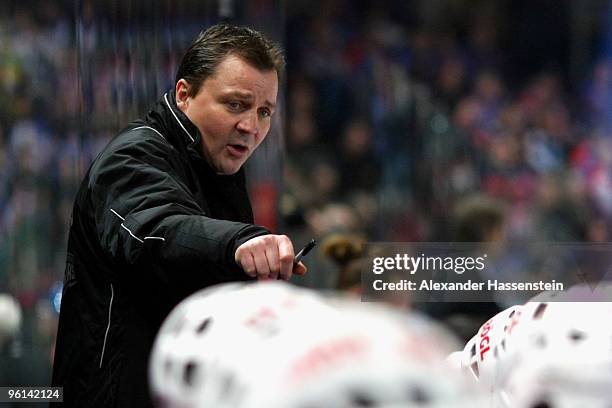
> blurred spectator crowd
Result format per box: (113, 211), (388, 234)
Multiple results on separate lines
(282, 0), (612, 287)
(1, 0), (612, 386)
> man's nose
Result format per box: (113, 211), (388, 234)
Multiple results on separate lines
(236, 111), (258, 135)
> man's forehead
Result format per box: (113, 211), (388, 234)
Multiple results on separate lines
(211, 54), (278, 80)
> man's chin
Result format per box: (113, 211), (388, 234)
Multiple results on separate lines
(213, 161), (242, 175)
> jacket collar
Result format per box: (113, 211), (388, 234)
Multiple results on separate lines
(144, 90), (202, 153)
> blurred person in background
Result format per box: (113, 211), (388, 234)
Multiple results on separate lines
(336, 118), (380, 194)
(52, 24), (307, 407)
(321, 232), (368, 296)
(424, 194), (506, 341)
(321, 232), (411, 309)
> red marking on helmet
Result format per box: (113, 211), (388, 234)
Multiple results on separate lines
(243, 307), (277, 327)
(289, 337), (367, 381)
(479, 318), (493, 360)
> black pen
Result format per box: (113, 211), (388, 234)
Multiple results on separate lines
(294, 239), (317, 264)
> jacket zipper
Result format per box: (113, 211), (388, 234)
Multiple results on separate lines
(99, 283), (114, 368)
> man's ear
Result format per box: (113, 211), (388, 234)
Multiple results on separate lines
(175, 79), (191, 111)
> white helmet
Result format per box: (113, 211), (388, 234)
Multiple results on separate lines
(452, 297), (612, 407)
(150, 281), (336, 408)
(258, 299), (483, 408)
(449, 304), (523, 392)
(0, 293), (21, 347)
(150, 281), (486, 408)
(496, 301), (612, 408)
(501, 352), (612, 408)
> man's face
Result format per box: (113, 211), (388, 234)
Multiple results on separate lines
(176, 54), (278, 175)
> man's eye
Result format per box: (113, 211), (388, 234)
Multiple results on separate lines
(259, 109), (271, 118)
(227, 102), (242, 110)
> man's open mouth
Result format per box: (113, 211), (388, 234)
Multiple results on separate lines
(227, 144), (249, 156)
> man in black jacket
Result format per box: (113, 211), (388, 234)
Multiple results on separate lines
(52, 24), (306, 407)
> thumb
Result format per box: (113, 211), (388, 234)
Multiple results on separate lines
(292, 261), (307, 276)
(234, 245), (243, 263)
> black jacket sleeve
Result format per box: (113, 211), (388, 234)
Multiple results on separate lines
(88, 130), (269, 287)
